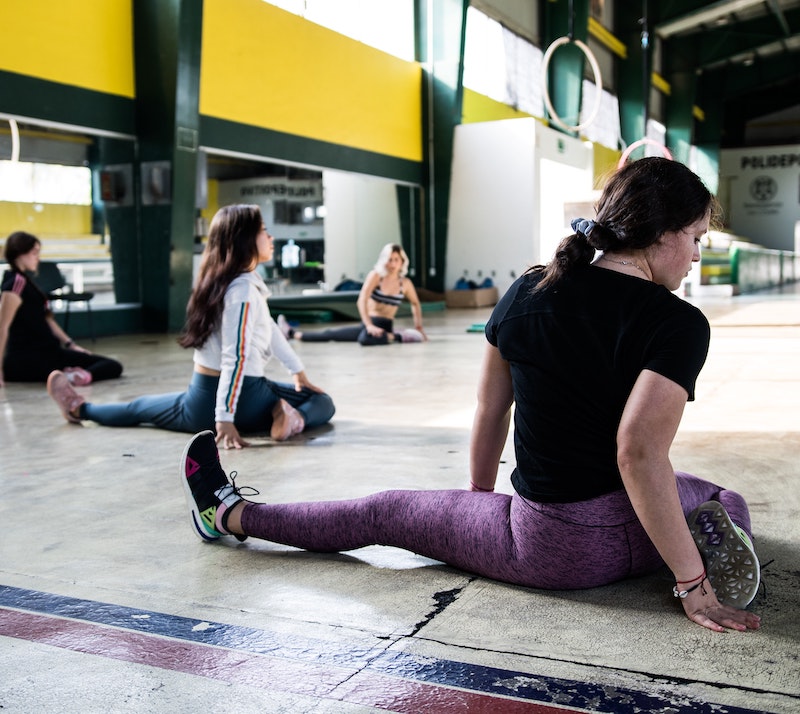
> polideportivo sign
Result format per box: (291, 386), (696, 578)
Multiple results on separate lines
(720, 145), (800, 252)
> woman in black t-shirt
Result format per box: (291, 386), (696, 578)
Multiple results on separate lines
(0, 231), (122, 386)
(177, 158), (761, 634)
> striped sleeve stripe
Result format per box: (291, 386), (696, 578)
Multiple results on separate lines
(224, 303), (250, 413)
(11, 273), (26, 295)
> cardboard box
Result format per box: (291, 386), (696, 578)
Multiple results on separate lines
(445, 286), (499, 308)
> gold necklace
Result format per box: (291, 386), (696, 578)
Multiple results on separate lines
(600, 255), (648, 276)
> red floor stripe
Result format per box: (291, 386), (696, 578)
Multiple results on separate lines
(0, 608), (584, 713)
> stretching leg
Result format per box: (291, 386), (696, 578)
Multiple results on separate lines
(81, 373), (216, 431)
(299, 325), (363, 342)
(237, 488), (654, 590)
(61, 348), (123, 381)
(232, 377), (335, 433)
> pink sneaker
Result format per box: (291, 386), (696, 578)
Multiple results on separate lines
(64, 366), (93, 386)
(398, 328), (424, 343)
(47, 370), (85, 424)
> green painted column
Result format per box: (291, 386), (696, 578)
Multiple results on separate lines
(664, 70), (696, 166)
(395, 184), (424, 285)
(691, 72), (724, 194)
(541, 0), (590, 137)
(91, 137), (140, 305)
(614, 7), (649, 148)
(132, 0), (203, 332)
(415, 0), (468, 293)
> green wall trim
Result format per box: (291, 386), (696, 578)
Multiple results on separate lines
(200, 116), (423, 186)
(0, 70), (135, 137)
(50, 304), (144, 340)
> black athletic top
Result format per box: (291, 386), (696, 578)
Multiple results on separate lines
(1, 269), (59, 351)
(371, 278), (404, 307)
(485, 265), (710, 503)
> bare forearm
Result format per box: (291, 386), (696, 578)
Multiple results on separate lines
(620, 458), (704, 582)
(469, 405), (510, 491)
(411, 303), (424, 329)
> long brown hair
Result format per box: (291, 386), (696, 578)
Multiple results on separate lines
(178, 204), (263, 348)
(533, 157), (719, 291)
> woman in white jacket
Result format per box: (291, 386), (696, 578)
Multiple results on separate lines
(47, 204), (335, 449)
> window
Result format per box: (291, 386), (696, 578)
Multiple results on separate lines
(580, 80), (622, 149)
(463, 7), (544, 117)
(0, 161), (91, 205)
(265, 0), (415, 61)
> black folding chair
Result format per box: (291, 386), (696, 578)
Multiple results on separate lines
(29, 261), (95, 340)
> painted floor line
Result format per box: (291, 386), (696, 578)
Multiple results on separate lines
(0, 585), (768, 714)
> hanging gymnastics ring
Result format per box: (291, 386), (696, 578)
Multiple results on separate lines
(540, 36), (603, 134)
(617, 138), (673, 168)
(7, 118), (20, 162)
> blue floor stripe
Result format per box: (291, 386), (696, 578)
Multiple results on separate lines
(0, 584), (770, 714)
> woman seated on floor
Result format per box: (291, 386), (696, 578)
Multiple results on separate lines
(0, 231), (123, 387)
(46, 204), (335, 449)
(180, 159), (761, 632)
(277, 243), (427, 346)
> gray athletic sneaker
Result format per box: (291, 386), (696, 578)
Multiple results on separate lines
(687, 500), (760, 608)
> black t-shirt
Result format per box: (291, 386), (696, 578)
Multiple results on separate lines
(1, 269), (59, 351)
(485, 265), (710, 503)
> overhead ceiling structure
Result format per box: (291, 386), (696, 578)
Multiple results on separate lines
(653, 0), (800, 146)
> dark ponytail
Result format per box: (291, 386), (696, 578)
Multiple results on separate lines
(531, 158), (718, 291)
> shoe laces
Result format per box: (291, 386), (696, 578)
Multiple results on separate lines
(753, 558), (774, 604)
(227, 471), (260, 499)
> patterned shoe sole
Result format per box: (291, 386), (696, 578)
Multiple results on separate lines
(179, 431), (223, 543)
(688, 501), (760, 608)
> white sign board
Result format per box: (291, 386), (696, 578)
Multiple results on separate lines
(719, 145), (800, 252)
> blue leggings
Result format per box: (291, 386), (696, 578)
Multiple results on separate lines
(240, 471), (751, 590)
(81, 372), (335, 434)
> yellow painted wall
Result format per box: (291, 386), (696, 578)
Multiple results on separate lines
(0, 0), (134, 98)
(200, 0), (422, 162)
(200, 180), (219, 232)
(463, 89), (622, 190)
(0, 203), (91, 237)
(462, 89), (537, 124)
(592, 143), (622, 189)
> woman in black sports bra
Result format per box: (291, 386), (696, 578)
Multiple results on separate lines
(278, 243), (427, 346)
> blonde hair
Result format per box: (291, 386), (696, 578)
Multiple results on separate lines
(373, 243), (409, 278)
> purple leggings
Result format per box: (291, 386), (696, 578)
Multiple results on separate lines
(240, 471), (751, 590)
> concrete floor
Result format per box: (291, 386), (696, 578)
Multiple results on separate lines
(1, 285), (798, 713)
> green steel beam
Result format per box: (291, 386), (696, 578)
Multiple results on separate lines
(416, 0), (468, 293)
(541, 0), (591, 138)
(615, 5), (649, 148)
(0, 70), (135, 137)
(199, 117), (422, 185)
(664, 68), (696, 166)
(132, 0), (203, 333)
(688, 9), (800, 68)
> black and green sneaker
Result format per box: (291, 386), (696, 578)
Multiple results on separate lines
(180, 430), (252, 542)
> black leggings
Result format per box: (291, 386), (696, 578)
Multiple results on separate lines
(299, 316), (394, 346)
(3, 346), (123, 383)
